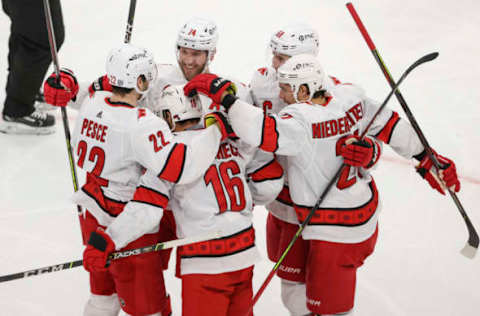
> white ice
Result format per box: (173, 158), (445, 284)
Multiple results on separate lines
(0, 0), (479, 315)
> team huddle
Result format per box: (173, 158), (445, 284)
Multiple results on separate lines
(43, 17), (460, 316)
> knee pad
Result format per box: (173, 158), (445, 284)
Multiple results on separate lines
(281, 279), (310, 316)
(84, 293), (121, 316)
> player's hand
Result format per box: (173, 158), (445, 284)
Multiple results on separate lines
(82, 229), (116, 273)
(204, 112), (238, 141)
(184, 74), (237, 110)
(339, 135), (381, 168)
(415, 149), (460, 195)
(44, 68), (79, 107)
(88, 75), (113, 97)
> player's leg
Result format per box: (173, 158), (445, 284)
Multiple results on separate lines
(305, 227), (379, 315)
(225, 266), (254, 316)
(181, 271), (234, 316)
(82, 211), (119, 316)
(270, 214), (310, 316)
(110, 232), (172, 316)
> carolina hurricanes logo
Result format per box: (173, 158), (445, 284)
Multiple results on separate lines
(276, 31), (285, 38)
(257, 67), (268, 76)
(138, 108), (146, 119)
(188, 29), (197, 36)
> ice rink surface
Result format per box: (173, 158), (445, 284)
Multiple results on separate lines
(0, 1), (479, 315)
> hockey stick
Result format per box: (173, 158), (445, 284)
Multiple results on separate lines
(124, 0), (137, 43)
(346, 2), (478, 259)
(245, 53), (438, 315)
(0, 229), (223, 283)
(42, 0), (84, 242)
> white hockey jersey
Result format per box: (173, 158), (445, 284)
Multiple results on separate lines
(107, 132), (284, 275)
(144, 63), (252, 114)
(249, 66), (342, 224)
(229, 83), (424, 243)
(71, 91), (222, 227)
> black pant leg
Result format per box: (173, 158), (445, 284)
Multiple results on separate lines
(2, 0), (64, 118)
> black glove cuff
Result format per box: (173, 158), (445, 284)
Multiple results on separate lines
(221, 94), (238, 112)
(88, 231), (107, 251)
(413, 149), (427, 162)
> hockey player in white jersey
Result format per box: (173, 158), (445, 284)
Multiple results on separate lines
(88, 17), (251, 114)
(183, 54), (461, 315)
(249, 23), (341, 316)
(91, 84), (284, 316)
(43, 44), (228, 316)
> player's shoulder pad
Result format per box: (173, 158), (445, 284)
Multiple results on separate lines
(331, 82), (366, 100)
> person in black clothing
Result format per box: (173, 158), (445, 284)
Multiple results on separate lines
(0, 0), (64, 135)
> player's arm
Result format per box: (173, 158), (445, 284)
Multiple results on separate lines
(83, 172), (172, 272)
(362, 95), (460, 194)
(132, 112), (222, 185)
(246, 149), (284, 205)
(105, 171), (172, 249)
(182, 72), (309, 155)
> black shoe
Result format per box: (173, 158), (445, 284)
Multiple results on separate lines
(0, 110), (55, 135)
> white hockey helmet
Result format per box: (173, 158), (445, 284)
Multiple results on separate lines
(155, 85), (202, 131)
(105, 44), (157, 95)
(270, 23), (319, 57)
(176, 17), (219, 62)
(277, 54), (328, 103)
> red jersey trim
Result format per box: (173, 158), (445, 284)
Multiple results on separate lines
(294, 180), (379, 227)
(104, 97), (135, 109)
(132, 185), (169, 209)
(249, 159), (284, 182)
(276, 185), (293, 206)
(375, 111), (400, 144)
(81, 173), (126, 217)
(158, 143), (186, 183)
(260, 114), (279, 152)
(178, 226), (255, 258)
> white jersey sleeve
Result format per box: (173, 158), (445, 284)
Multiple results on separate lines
(228, 99), (310, 156)
(131, 111), (222, 185)
(245, 149), (284, 206)
(106, 171), (173, 249)
(341, 84), (424, 159)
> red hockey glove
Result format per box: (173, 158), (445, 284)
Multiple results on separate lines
(83, 229), (116, 273)
(339, 135), (381, 168)
(88, 75), (113, 97)
(415, 149), (460, 195)
(43, 68), (79, 107)
(204, 112), (238, 141)
(184, 74), (238, 111)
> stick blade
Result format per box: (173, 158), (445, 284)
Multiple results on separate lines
(460, 243), (477, 259)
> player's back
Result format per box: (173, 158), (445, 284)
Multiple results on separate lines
(72, 92), (169, 225)
(280, 84), (379, 242)
(170, 134), (258, 239)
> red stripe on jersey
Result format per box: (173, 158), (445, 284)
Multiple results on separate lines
(132, 185), (169, 208)
(375, 111), (400, 144)
(81, 173), (126, 217)
(276, 185), (293, 206)
(178, 226), (255, 258)
(158, 143), (186, 183)
(294, 180), (379, 226)
(249, 159), (283, 182)
(260, 115), (279, 152)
